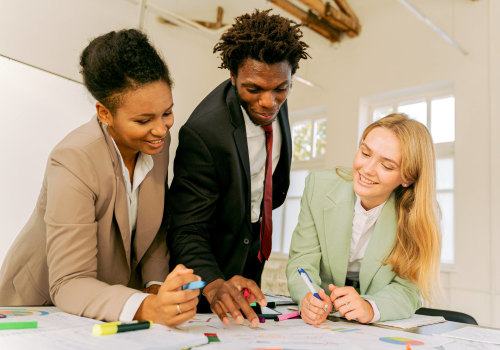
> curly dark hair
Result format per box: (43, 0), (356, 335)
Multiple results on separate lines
(80, 29), (172, 114)
(213, 9), (309, 75)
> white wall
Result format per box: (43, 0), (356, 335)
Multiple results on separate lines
(489, 0), (500, 328)
(1, 0), (498, 327)
(0, 57), (95, 266)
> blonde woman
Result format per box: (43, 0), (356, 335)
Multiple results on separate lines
(286, 114), (441, 324)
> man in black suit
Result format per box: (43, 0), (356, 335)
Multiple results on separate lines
(167, 9), (309, 327)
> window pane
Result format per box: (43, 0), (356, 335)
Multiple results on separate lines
(272, 206), (283, 253)
(436, 158), (454, 190)
(398, 101), (427, 125)
(292, 121), (312, 161)
(288, 170), (309, 197)
(282, 198), (301, 254)
(437, 192), (454, 264)
(431, 96), (455, 143)
(373, 106), (393, 121)
(313, 118), (327, 158)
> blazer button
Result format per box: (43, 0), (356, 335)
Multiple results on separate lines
(243, 238), (250, 245)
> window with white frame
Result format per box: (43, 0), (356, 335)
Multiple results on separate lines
(271, 106), (327, 256)
(362, 83), (455, 264)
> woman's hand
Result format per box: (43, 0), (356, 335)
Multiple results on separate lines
(329, 284), (374, 323)
(300, 289), (333, 325)
(135, 264), (201, 327)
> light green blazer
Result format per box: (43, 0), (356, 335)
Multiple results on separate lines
(286, 169), (421, 321)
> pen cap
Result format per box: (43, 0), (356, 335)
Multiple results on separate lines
(182, 280), (207, 290)
(93, 324), (118, 336)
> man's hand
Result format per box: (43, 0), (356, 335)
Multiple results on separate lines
(203, 276), (266, 327)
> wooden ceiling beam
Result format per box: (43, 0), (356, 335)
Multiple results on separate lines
(270, 0), (340, 42)
(297, 0), (360, 37)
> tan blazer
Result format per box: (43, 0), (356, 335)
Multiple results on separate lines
(0, 116), (170, 321)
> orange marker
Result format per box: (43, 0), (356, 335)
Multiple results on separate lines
(406, 344), (412, 350)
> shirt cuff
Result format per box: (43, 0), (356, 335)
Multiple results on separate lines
(145, 281), (163, 288)
(364, 298), (381, 323)
(119, 293), (150, 322)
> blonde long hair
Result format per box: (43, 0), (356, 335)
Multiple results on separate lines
(361, 114), (441, 302)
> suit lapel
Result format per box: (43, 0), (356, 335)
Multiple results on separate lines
(359, 194), (397, 294)
(324, 182), (356, 287)
(100, 121), (132, 265)
(133, 163), (164, 267)
(277, 100), (292, 171)
(226, 84), (251, 199)
(114, 177), (132, 265)
(134, 133), (170, 267)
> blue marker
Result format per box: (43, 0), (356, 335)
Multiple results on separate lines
(297, 267), (321, 300)
(182, 280), (206, 290)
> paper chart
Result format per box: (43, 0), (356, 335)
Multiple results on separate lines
(0, 309), (49, 318)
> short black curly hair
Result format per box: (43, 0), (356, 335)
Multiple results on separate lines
(80, 29), (172, 114)
(213, 9), (309, 76)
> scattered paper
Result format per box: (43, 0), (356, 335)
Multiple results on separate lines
(0, 312), (207, 350)
(442, 326), (500, 345)
(374, 314), (446, 329)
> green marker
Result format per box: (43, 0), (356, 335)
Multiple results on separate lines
(0, 321), (38, 330)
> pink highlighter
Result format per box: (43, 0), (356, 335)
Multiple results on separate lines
(277, 311), (300, 321)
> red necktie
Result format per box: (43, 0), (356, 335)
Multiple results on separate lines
(258, 124), (273, 262)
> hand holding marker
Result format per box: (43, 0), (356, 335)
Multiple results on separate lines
(93, 280), (206, 336)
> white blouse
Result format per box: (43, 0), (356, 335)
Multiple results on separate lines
(347, 194), (388, 322)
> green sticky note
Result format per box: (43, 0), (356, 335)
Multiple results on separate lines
(0, 321), (38, 330)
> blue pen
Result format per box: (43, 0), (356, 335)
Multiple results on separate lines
(182, 280), (206, 290)
(297, 267), (321, 300)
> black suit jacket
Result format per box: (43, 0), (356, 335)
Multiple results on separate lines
(167, 79), (292, 286)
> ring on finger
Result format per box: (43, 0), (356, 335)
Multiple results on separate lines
(322, 304), (328, 313)
(307, 301), (310, 310)
(176, 304), (182, 315)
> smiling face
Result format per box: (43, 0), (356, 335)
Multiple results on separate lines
(231, 58), (292, 126)
(97, 80), (174, 164)
(353, 127), (405, 210)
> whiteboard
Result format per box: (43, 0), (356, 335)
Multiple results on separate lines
(0, 56), (95, 265)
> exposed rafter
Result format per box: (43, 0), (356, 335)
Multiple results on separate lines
(270, 0), (361, 43)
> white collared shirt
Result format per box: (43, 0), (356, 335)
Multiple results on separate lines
(111, 138), (154, 234)
(347, 194), (387, 322)
(347, 195), (387, 278)
(241, 107), (282, 223)
(110, 138), (155, 322)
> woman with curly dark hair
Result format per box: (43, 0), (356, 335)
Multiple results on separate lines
(0, 29), (200, 326)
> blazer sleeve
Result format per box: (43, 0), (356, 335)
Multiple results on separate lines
(167, 125), (225, 284)
(286, 173), (322, 309)
(362, 273), (422, 321)
(45, 149), (137, 321)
